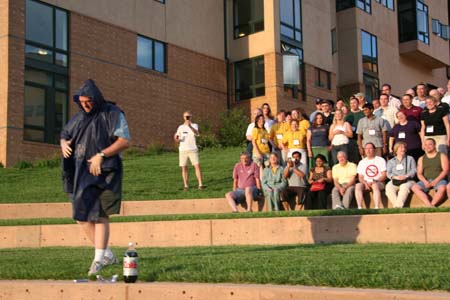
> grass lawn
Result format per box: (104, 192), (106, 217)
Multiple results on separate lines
(1, 243), (450, 291)
(0, 147), (242, 203)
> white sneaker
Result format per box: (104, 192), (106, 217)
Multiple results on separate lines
(88, 261), (104, 276)
(335, 204), (344, 210)
(103, 254), (119, 266)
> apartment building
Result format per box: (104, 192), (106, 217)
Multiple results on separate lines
(0, 0), (448, 166)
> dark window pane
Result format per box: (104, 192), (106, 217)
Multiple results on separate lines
(281, 25), (294, 39)
(294, 0), (301, 29)
(55, 91), (67, 134)
(25, 44), (53, 64)
(55, 52), (67, 67)
(280, 0), (293, 26)
(55, 9), (68, 50)
(155, 42), (165, 72)
(137, 36), (153, 69)
(234, 0), (264, 38)
(25, 68), (52, 86)
(24, 85), (46, 128)
(235, 56), (265, 101)
(26, 0), (53, 46)
(24, 129), (45, 142)
(254, 57), (265, 84)
(55, 74), (67, 90)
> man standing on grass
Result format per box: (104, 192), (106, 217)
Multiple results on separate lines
(174, 111), (204, 190)
(60, 79), (130, 276)
(226, 152), (262, 212)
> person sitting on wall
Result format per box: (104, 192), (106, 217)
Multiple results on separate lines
(355, 142), (387, 209)
(262, 152), (287, 211)
(331, 151), (357, 209)
(281, 151), (308, 210)
(225, 152), (262, 213)
(411, 138), (449, 207)
(385, 142), (417, 208)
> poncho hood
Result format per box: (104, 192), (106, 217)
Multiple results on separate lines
(73, 79), (106, 115)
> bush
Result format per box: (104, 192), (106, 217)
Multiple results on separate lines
(218, 108), (248, 147)
(145, 143), (165, 155)
(14, 160), (33, 169)
(196, 118), (220, 150)
(34, 157), (60, 168)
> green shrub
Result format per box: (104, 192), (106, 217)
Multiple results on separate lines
(34, 157), (60, 168)
(196, 118), (220, 150)
(145, 143), (165, 155)
(123, 146), (145, 158)
(218, 108), (248, 147)
(14, 160), (33, 169)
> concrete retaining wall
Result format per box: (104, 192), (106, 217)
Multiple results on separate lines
(0, 281), (449, 300)
(1, 213), (450, 249)
(0, 195), (448, 219)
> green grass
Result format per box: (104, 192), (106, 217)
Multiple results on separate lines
(1, 207), (449, 226)
(1, 243), (450, 291)
(0, 147), (241, 203)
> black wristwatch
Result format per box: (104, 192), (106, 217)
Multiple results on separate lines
(99, 151), (106, 158)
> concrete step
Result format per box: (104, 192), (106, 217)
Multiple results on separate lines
(0, 281), (449, 300)
(1, 193), (448, 220)
(1, 212), (449, 249)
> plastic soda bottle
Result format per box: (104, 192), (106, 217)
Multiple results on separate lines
(123, 242), (138, 283)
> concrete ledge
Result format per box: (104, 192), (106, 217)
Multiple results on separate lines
(0, 281), (449, 300)
(0, 195), (448, 220)
(1, 213), (449, 248)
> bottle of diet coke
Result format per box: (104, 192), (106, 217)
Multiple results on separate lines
(123, 242), (138, 283)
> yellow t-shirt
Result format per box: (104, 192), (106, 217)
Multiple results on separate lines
(332, 162), (357, 185)
(252, 127), (270, 154)
(282, 130), (307, 149)
(269, 122), (287, 147)
(299, 119), (310, 136)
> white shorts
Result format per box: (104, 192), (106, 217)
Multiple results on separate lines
(179, 150), (199, 167)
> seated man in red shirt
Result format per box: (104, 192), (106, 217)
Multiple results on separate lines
(226, 152), (262, 212)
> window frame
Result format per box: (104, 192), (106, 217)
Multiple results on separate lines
(281, 41), (305, 101)
(234, 56), (265, 101)
(361, 30), (378, 75)
(416, 0), (429, 44)
(136, 35), (167, 73)
(233, 0), (265, 39)
(280, 0), (302, 45)
(315, 68), (331, 90)
(356, 0), (371, 14)
(376, 0), (395, 10)
(24, 0), (69, 145)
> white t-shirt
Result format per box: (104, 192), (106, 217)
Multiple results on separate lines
(176, 123), (199, 152)
(246, 123), (255, 137)
(357, 156), (386, 182)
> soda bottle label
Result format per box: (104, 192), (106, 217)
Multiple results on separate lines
(123, 257), (138, 276)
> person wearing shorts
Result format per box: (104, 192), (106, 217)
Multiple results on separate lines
(174, 111), (204, 190)
(226, 152), (262, 212)
(412, 138), (449, 207)
(355, 142), (387, 209)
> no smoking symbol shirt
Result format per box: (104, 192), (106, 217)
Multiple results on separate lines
(365, 164), (379, 179)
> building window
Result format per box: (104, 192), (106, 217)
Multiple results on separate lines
(24, 0), (68, 144)
(137, 35), (166, 73)
(281, 42), (305, 100)
(416, 0), (429, 44)
(432, 19), (450, 40)
(363, 73), (379, 103)
(234, 56), (265, 101)
(331, 28), (337, 54)
(357, 0), (371, 13)
(361, 30), (378, 74)
(315, 68), (331, 90)
(376, 0), (395, 10)
(280, 0), (302, 44)
(154, 0), (165, 3)
(233, 0), (264, 38)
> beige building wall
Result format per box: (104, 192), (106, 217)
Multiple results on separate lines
(0, 0), (9, 166)
(40, 0), (224, 60)
(336, 1), (450, 98)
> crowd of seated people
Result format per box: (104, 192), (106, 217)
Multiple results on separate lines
(227, 81), (450, 212)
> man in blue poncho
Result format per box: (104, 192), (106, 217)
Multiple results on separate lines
(60, 79), (130, 276)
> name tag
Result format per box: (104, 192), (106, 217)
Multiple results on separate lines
(261, 138), (267, 144)
(276, 134), (283, 140)
(398, 132), (406, 139)
(396, 164), (404, 171)
(368, 129), (376, 136)
(426, 126), (434, 133)
(182, 131), (188, 136)
(293, 139), (300, 146)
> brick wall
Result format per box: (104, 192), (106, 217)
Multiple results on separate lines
(2, 5), (227, 166)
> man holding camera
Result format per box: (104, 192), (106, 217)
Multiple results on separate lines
(174, 111), (204, 190)
(281, 151), (308, 210)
